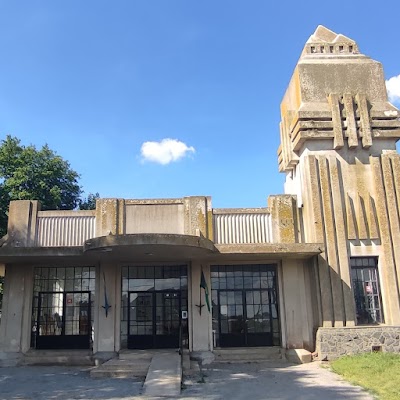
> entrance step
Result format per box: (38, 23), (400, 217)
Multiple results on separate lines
(90, 358), (150, 379)
(23, 349), (94, 366)
(143, 351), (181, 397)
(90, 349), (178, 380)
(213, 347), (284, 363)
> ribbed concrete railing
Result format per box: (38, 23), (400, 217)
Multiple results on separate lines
(35, 211), (96, 247)
(213, 209), (273, 244)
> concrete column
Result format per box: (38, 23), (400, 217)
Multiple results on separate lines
(190, 262), (212, 351)
(281, 259), (313, 349)
(183, 196), (213, 239)
(7, 200), (40, 246)
(95, 199), (125, 236)
(268, 195), (298, 243)
(0, 265), (34, 366)
(94, 262), (118, 356)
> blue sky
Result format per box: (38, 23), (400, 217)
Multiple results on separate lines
(0, 1), (399, 208)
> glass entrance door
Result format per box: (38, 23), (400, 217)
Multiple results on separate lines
(36, 291), (91, 349)
(211, 264), (280, 347)
(128, 290), (181, 349)
(217, 289), (273, 347)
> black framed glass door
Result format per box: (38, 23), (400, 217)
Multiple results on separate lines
(218, 289), (274, 347)
(211, 264), (280, 347)
(128, 290), (181, 349)
(36, 291), (91, 349)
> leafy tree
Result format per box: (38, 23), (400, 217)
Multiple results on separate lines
(0, 135), (82, 236)
(79, 192), (100, 210)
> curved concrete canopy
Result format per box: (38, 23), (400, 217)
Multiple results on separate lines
(83, 233), (218, 261)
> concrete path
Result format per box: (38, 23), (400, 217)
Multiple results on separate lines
(0, 361), (374, 399)
(181, 361), (374, 400)
(142, 352), (181, 397)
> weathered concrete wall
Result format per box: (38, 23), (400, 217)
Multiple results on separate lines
(0, 265), (33, 366)
(316, 326), (400, 360)
(281, 259), (316, 350)
(7, 200), (40, 247)
(125, 203), (184, 234)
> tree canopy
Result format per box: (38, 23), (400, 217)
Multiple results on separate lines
(0, 135), (97, 236)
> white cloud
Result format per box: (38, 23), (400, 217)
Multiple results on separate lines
(140, 138), (195, 165)
(386, 74), (400, 104)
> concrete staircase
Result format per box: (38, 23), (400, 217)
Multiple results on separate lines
(213, 347), (285, 363)
(91, 349), (183, 396)
(90, 350), (154, 379)
(23, 350), (94, 366)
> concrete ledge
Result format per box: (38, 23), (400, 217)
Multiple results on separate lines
(285, 349), (312, 364)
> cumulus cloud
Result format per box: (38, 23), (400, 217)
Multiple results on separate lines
(140, 138), (195, 165)
(386, 74), (400, 104)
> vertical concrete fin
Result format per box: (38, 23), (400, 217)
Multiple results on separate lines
(356, 93), (372, 148)
(390, 156), (400, 231)
(381, 155), (400, 301)
(318, 156), (345, 326)
(366, 195), (379, 240)
(346, 194), (357, 240)
(343, 94), (358, 148)
(305, 155), (333, 326)
(370, 156), (400, 324)
(328, 156), (355, 325)
(328, 93), (344, 149)
(356, 194), (369, 240)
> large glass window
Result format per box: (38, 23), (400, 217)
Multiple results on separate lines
(351, 257), (383, 325)
(31, 266), (96, 349)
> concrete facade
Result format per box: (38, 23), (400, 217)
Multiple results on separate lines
(1, 26), (400, 365)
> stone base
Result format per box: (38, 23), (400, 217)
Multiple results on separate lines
(0, 352), (23, 367)
(190, 351), (215, 365)
(285, 349), (312, 363)
(93, 351), (118, 366)
(316, 326), (400, 360)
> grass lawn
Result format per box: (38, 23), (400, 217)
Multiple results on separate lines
(330, 352), (400, 400)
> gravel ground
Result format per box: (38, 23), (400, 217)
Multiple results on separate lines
(0, 361), (374, 400)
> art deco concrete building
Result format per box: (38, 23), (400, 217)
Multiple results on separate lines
(1, 26), (400, 366)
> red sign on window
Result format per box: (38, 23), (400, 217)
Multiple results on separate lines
(365, 284), (373, 294)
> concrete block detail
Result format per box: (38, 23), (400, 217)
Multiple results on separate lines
(7, 200), (40, 246)
(268, 195), (298, 243)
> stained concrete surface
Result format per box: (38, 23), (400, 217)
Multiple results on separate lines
(0, 361), (374, 400)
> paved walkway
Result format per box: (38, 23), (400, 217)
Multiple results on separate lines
(143, 352), (181, 397)
(0, 361), (374, 399)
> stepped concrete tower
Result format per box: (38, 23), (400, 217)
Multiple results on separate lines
(280, 25), (400, 329)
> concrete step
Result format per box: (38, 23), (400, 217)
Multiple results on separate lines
(90, 357), (150, 379)
(90, 369), (145, 379)
(97, 359), (149, 370)
(23, 350), (94, 366)
(213, 347), (283, 362)
(118, 349), (161, 361)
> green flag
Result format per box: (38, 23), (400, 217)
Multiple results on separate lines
(200, 270), (211, 312)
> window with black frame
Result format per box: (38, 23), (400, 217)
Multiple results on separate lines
(31, 266), (96, 349)
(350, 257), (383, 325)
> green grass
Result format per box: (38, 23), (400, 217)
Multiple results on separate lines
(330, 352), (400, 400)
